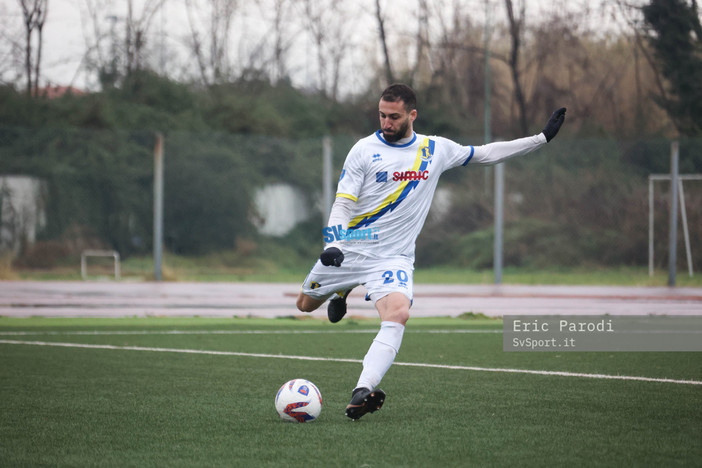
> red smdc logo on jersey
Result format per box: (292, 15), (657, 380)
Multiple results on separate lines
(393, 170), (429, 181)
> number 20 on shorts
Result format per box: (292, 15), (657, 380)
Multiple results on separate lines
(382, 270), (409, 284)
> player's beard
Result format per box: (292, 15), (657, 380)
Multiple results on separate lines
(382, 117), (410, 143)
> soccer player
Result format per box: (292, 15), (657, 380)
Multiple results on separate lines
(296, 83), (566, 420)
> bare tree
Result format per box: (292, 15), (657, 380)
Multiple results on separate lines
(19, 0), (48, 96)
(301, 0), (328, 95)
(420, 0), (484, 115)
(0, 6), (24, 86)
(246, 0), (299, 84)
(375, 0), (394, 84)
(504, 0), (528, 135)
(185, 0), (237, 86)
(79, 0), (165, 87)
(268, 0), (292, 84)
(79, 0), (119, 88)
(124, 0), (166, 76)
(410, 0), (433, 87)
(300, 0), (353, 100)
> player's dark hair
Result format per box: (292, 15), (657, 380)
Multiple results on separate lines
(381, 83), (417, 112)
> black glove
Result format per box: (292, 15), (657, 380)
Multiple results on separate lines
(542, 107), (566, 142)
(320, 247), (344, 267)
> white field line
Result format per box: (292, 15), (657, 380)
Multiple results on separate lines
(0, 329), (501, 336)
(1, 339), (700, 386)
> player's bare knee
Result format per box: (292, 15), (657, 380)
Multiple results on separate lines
(390, 308), (410, 326)
(382, 304), (410, 325)
(296, 294), (319, 313)
(295, 295), (308, 312)
(377, 293), (411, 325)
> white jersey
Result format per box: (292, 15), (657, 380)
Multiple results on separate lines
(331, 130), (546, 261)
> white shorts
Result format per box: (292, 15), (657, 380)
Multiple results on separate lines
(300, 253), (414, 304)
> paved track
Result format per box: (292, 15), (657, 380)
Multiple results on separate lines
(1, 281), (701, 318)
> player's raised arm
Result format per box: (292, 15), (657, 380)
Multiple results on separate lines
(470, 107), (567, 166)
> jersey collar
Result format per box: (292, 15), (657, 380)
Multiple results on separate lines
(374, 130), (417, 148)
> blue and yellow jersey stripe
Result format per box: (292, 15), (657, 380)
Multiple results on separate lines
(348, 138), (434, 230)
(337, 193), (358, 202)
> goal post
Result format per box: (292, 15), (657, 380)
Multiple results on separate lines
(648, 174), (701, 277)
(81, 250), (121, 280)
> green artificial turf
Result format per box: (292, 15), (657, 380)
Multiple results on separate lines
(1, 317), (700, 466)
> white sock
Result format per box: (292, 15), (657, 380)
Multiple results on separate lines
(355, 321), (405, 390)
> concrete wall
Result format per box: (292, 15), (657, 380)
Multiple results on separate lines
(0, 176), (46, 253)
(252, 183), (312, 237)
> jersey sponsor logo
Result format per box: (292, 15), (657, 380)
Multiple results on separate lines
(376, 171), (387, 183)
(323, 224), (380, 243)
(372, 153), (383, 162)
(392, 170), (429, 181)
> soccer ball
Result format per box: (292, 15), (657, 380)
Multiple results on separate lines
(275, 379), (323, 423)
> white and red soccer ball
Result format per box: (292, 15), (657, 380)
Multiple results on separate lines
(275, 379), (323, 423)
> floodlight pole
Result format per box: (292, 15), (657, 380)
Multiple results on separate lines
(494, 164), (504, 285)
(484, 0), (492, 147)
(154, 133), (164, 282)
(648, 177), (654, 277)
(668, 141), (679, 287)
(484, 0), (502, 285)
